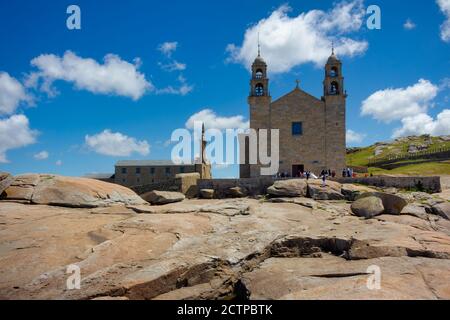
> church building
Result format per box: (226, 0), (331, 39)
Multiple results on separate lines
(240, 48), (347, 178)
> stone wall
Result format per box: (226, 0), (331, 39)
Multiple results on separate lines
(335, 176), (441, 193)
(244, 88), (346, 178)
(130, 173), (201, 198)
(131, 179), (180, 195)
(115, 165), (196, 188)
(198, 178), (277, 198)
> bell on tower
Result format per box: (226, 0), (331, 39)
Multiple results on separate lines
(323, 44), (345, 97)
(250, 36), (270, 97)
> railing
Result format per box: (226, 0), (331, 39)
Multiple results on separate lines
(368, 145), (450, 167)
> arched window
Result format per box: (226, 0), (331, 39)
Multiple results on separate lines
(255, 83), (264, 96)
(330, 67), (338, 77)
(330, 82), (339, 95)
(255, 69), (263, 79)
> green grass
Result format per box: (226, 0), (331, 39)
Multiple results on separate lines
(368, 161), (450, 176)
(347, 146), (375, 167)
(347, 135), (450, 176)
(348, 136), (450, 166)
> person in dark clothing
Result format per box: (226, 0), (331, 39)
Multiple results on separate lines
(321, 173), (326, 187)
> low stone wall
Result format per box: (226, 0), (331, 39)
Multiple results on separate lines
(334, 176), (441, 193)
(131, 179), (180, 195)
(198, 178), (277, 198)
(133, 175), (442, 198)
(131, 173), (200, 198)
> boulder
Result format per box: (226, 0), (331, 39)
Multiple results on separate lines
(351, 196), (385, 218)
(432, 203), (450, 220)
(341, 184), (376, 201)
(307, 180), (344, 201)
(267, 179), (307, 198)
(0, 172), (14, 196)
(228, 187), (247, 198)
(1, 174), (40, 202)
(357, 192), (408, 215)
(401, 204), (429, 220)
(374, 146), (385, 156)
(200, 189), (215, 199)
(142, 190), (185, 205)
(2, 174), (147, 208)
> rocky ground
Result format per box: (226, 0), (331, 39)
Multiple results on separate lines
(0, 173), (450, 300)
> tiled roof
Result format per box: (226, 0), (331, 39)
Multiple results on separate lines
(115, 160), (194, 167)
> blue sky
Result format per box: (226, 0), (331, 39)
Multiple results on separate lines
(0, 0), (449, 178)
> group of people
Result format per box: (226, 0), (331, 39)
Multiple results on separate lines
(275, 171), (314, 180)
(274, 167), (359, 188)
(275, 167), (358, 185)
(342, 167), (355, 178)
(320, 169), (336, 178)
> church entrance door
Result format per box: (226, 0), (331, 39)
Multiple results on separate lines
(292, 165), (305, 177)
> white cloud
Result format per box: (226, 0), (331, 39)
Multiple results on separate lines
(361, 79), (439, 123)
(158, 61), (186, 72)
(156, 75), (193, 96)
(393, 109), (450, 138)
(56, 160), (63, 166)
(0, 115), (37, 163)
(158, 42), (178, 57)
(85, 129), (150, 157)
(346, 129), (366, 144)
(186, 109), (249, 130)
(403, 19), (416, 30)
(226, 1), (368, 73)
(438, 0), (450, 42)
(0, 72), (32, 115)
(34, 150), (49, 160)
(163, 139), (173, 147)
(157, 84), (193, 96)
(29, 51), (153, 100)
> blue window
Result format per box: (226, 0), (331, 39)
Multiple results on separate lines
(121, 168), (127, 174)
(292, 122), (303, 136)
(136, 167), (141, 174)
(150, 168), (155, 174)
(180, 166), (185, 173)
(165, 167), (171, 175)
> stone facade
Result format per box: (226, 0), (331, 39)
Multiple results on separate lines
(240, 50), (346, 178)
(115, 124), (211, 188)
(115, 161), (195, 187)
(115, 161), (211, 188)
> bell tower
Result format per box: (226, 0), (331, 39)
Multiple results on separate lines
(243, 40), (272, 178)
(322, 46), (347, 172)
(323, 46), (345, 97)
(248, 43), (271, 131)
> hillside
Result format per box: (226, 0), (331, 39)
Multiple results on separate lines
(347, 135), (450, 175)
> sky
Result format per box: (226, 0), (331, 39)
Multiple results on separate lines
(0, 0), (450, 178)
